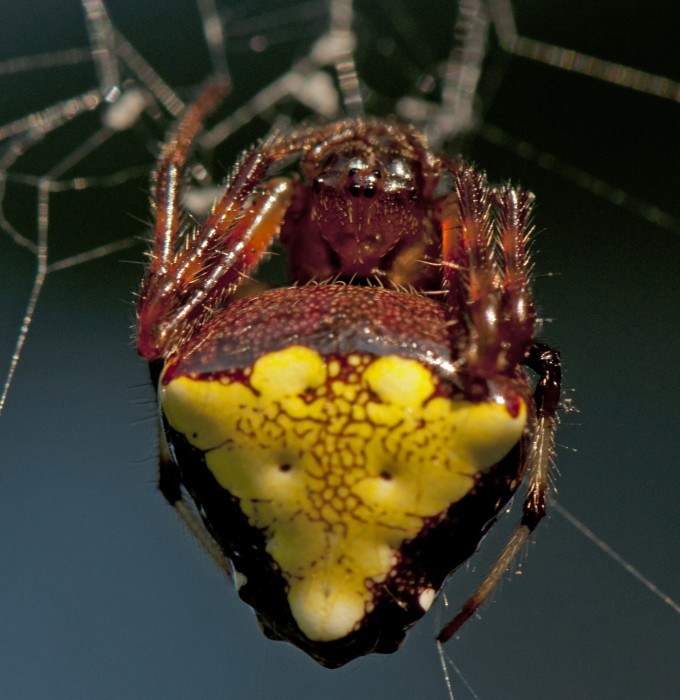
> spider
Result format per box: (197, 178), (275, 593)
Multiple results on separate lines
(137, 82), (561, 668)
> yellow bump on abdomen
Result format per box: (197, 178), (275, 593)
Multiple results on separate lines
(363, 355), (435, 407)
(250, 345), (326, 398)
(161, 347), (527, 642)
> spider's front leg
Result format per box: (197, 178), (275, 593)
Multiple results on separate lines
(137, 83), (296, 363)
(440, 168), (536, 377)
(436, 168), (561, 643)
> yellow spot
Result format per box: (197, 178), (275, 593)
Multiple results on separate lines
(250, 345), (326, 399)
(161, 348), (527, 642)
(363, 355), (434, 407)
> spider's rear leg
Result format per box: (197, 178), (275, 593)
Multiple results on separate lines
(157, 418), (233, 580)
(437, 341), (561, 643)
(437, 168), (560, 641)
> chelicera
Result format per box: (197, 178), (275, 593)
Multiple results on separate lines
(137, 82), (561, 668)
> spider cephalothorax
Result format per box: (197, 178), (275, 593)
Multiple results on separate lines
(279, 118), (442, 285)
(137, 83), (560, 668)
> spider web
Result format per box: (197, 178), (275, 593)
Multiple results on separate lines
(1, 1), (679, 699)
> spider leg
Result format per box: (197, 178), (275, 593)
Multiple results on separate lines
(436, 341), (561, 643)
(437, 167), (559, 642)
(441, 165), (505, 376)
(149, 82), (228, 278)
(138, 87), (295, 361)
(440, 167), (536, 376)
(496, 184), (536, 367)
(157, 423), (233, 580)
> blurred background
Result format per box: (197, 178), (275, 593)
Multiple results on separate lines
(0, 1), (678, 698)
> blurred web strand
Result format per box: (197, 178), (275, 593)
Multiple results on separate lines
(0, 89), (100, 252)
(425, 0), (490, 147)
(437, 641), (481, 700)
(397, 1), (680, 238)
(82, 0), (120, 95)
(3, 182), (49, 422)
(554, 500), (680, 617)
(489, 0), (680, 102)
(0, 80), (108, 413)
(0, 48), (92, 76)
(478, 123), (680, 237)
(111, 33), (186, 117)
(480, 0), (680, 237)
(197, 0), (231, 84)
(0, 0), (360, 416)
(0, 0), (194, 415)
(328, 0), (363, 116)
(200, 0), (355, 149)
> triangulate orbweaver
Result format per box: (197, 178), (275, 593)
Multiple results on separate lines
(137, 82), (561, 668)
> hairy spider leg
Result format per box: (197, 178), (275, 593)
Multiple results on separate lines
(496, 184), (536, 368)
(150, 82), (229, 277)
(157, 431), (234, 581)
(138, 84), (294, 361)
(436, 167), (561, 642)
(441, 167), (536, 378)
(437, 342), (561, 643)
(138, 81), (228, 359)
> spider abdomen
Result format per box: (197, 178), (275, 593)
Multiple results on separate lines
(159, 284), (532, 666)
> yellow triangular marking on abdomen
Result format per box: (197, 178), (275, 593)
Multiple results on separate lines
(162, 346), (526, 641)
